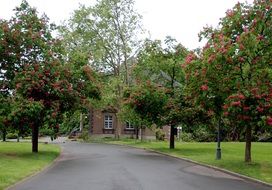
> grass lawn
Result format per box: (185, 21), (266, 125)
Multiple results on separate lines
(104, 139), (272, 184)
(0, 142), (60, 190)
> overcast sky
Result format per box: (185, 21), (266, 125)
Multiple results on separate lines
(0, 0), (253, 50)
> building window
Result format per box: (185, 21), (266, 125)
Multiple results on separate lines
(104, 115), (113, 129)
(126, 122), (134, 130)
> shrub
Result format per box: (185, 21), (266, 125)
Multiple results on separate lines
(180, 132), (194, 142)
(79, 130), (89, 141)
(193, 127), (216, 142)
(6, 133), (18, 139)
(155, 129), (165, 141)
(39, 128), (54, 136)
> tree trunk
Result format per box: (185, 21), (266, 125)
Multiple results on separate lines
(245, 125), (252, 162)
(170, 125), (175, 149)
(2, 129), (6, 142)
(140, 127), (144, 142)
(114, 113), (120, 140)
(136, 127), (139, 139)
(89, 109), (93, 135)
(32, 125), (39, 153)
(80, 113), (83, 132)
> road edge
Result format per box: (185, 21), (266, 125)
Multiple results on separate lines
(107, 142), (272, 188)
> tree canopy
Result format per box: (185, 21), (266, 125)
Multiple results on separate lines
(0, 0), (100, 152)
(185, 0), (272, 162)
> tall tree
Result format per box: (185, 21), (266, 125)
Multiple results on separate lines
(60, 0), (143, 138)
(124, 38), (205, 149)
(0, 1), (100, 152)
(185, 0), (272, 162)
(60, 0), (143, 81)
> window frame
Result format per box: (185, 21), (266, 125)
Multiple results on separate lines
(125, 122), (134, 130)
(104, 115), (113, 129)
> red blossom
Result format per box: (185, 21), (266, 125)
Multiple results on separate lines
(243, 106), (250, 111)
(226, 9), (234, 17)
(223, 112), (229, 116)
(228, 95), (238, 99)
(239, 44), (245, 50)
(201, 68), (207, 76)
(208, 54), (216, 63)
(256, 106), (264, 113)
(200, 84), (208, 91)
(238, 57), (245, 62)
(185, 53), (195, 64)
(242, 115), (251, 121)
(255, 95), (261, 99)
(236, 35), (240, 42)
(266, 117), (272, 126)
(243, 27), (249, 33)
(251, 88), (258, 94)
(231, 101), (241, 107)
(257, 35), (264, 41)
(238, 94), (245, 100)
(222, 104), (229, 110)
(16, 83), (22, 89)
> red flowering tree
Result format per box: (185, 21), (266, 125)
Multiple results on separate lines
(124, 83), (168, 127)
(185, 0), (272, 162)
(126, 38), (208, 149)
(0, 1), (100, 152)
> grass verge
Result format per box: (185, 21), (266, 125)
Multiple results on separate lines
(0, 142), (60, 190)
(103, 139), (272, 184)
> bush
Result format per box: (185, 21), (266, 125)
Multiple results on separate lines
(78, 130), (89, 141)
(155, 129), (165, 141)
(193, 127), (216, 142)
(6, 133), (18, 139)
(39, 128), (54, 136)
(180, 132), (194, 142)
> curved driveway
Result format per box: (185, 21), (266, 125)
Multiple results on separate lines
(10, 142), (271, 190)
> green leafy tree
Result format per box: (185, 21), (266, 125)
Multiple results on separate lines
(125, 38), (207, 149)
(0, 95), (12, 141)
(60, 0), (143, 138)
(60, 0), (143, 81)
(185, 0), (272, 162)
(0, 1), (100, 152)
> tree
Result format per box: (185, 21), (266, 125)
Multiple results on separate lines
(60, 0), (143, 138)
(0, 1), (100, 152)
(125, 38), (203, 149)
(0, 95), (12, 141)
(60, 0), (143, 81)
(185, 0), (272, 162)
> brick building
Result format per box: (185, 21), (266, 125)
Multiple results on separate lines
(89, 108), (156, 139)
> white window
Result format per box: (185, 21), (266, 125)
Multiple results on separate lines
(104, 115), (113, 129)
(126, 122), (134, 129)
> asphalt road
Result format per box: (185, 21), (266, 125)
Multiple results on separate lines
(10, 142), (271, 190)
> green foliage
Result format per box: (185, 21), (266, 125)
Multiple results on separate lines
(155, 128), (165, 141)
(78, 129), (90, 141)
(9, 97), (44, 129)
(125, 83), (168, 126)
(185, 0), (272, 161)
(193, 127), (216, 142)
(59, 111), (81, 135)
(60, 0), (143, 80)
(39, 127), (55, 137)
(180, 132), (194, 142)
(0, 1), (100, 152)
(6, 132), (18, 139)
(127, 38), (208, 130)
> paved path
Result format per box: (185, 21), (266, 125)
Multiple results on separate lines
(10, 142), (271, 190)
